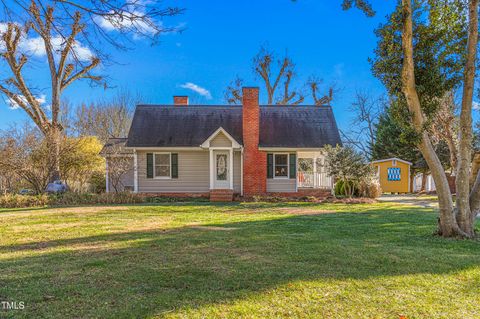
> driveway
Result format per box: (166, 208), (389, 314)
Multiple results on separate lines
(378, 194), (439, 209)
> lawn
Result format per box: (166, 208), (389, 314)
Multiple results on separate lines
(0, 202), (479, 318)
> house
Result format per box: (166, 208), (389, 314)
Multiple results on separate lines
(371, 158), (412, 194)
(101, 87), (342, 201)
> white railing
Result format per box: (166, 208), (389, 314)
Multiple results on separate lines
(298, 172), (332, 189)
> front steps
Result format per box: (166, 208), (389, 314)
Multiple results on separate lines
(210, 189), (234, 202)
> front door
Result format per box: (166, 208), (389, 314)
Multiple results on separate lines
(213, 151), (230, 189)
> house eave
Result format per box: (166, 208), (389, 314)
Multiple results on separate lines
(258, 147), (326, 152)
(124, 146), (205, 151)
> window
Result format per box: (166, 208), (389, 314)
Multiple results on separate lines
(392, 159), (397, 166)
(154, 153), (171, 178)
(387, 167), (401, 181)
(274, 154), (289, 178)
(216, 154), (228, 180)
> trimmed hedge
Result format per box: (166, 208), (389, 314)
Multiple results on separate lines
(0, 194), (51, 208)
(0, 192), (144, 209)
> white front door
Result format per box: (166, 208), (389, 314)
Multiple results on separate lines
(213, 151), (230, 189)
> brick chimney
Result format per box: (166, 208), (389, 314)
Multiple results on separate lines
(174, 96), (188, 106)
(242, 87), (266, 196)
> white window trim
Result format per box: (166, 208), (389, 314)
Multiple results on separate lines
(273, 153), (290, 179)
(153, 152), (172, 179)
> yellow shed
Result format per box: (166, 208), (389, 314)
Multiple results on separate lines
(371, 158), (412, 194)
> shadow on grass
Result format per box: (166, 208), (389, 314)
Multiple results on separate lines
(0, 204), (478, 318)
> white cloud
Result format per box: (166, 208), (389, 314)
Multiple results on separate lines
(473, 101), (480, 110)
(180, 82), (212, 99)
(0, 22), (94, 61)
(7, 94), (47, 110)
(96, 11), (157, 36)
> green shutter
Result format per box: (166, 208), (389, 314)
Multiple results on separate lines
(171, 153), (178, 178)
(289, 154), (296, 179)
(146, 153), (153, 178)
(267, 153), (273, 179)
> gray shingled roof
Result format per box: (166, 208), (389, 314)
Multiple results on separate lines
(125, 105), (341, 148)
(100, 138), (133, 155)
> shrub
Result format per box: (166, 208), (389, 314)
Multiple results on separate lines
(334, 180), (359, 197)
(251, 195), (287, 203)
(0, 194), (51, 208)
(52, 192), (145, 206)
(358, 178), (382, 199)
(324, 197), (377, 204)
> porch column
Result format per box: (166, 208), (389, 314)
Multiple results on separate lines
(229, 149), (233, 190)
(209, 149), (214, 189)
(133, 149), (138, 193)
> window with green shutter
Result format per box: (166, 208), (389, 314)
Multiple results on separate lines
(267, 153), (273, 179)
(289, 154), (296, 179)
(171, 153), (178, 178)
(146, 153), (154, 178)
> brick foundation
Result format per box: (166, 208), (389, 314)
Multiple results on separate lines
(210, 189), (234, 202)
(137, 192), (209, 198)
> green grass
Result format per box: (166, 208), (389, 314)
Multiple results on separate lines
(0, 202), (479, 318)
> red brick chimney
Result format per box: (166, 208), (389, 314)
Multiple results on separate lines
(174, 96), (188, 106)
(242, 87), (266, 196)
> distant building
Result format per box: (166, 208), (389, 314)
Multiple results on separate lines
(370, 158), (412, 194)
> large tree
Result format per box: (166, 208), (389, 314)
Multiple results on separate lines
(225, 46), (333, 105)
(366, 0), (479, 238)
(0, 0), (182, 182)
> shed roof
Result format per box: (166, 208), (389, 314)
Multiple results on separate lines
(370, 157), (413, 166)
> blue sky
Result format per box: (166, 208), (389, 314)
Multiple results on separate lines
(0, 0), (400, 130)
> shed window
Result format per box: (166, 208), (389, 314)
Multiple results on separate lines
(154, 153), (171, 178)
(274, 154), (289, 178)
(387, 167), (401, 181)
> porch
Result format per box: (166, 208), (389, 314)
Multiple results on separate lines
(296, 151), (333, 190)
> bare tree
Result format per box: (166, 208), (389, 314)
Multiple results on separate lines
(73, 90), (140, 143)
(0, 123), (104, 194)
(108, 157), (133, 193)
(343, 90), (384, 158)
(224, 76), (243, 105)
(307, 76), (334, 106)
(252, 46), (304, 105)
(429, 91), (459, 174)
(101, 139), (133, 193)
(0, 0), (183, 181)
(0, 123), (51, 194)
(225, 46), (333, 105)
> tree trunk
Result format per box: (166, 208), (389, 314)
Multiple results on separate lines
(455, 0), (478, 238)
(470, 171), (480, 217)
(409, 170), (414, 193)
(421, 170), (427, 192)
(400, 0), (465, 237)
(45, 125), (61, 182)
